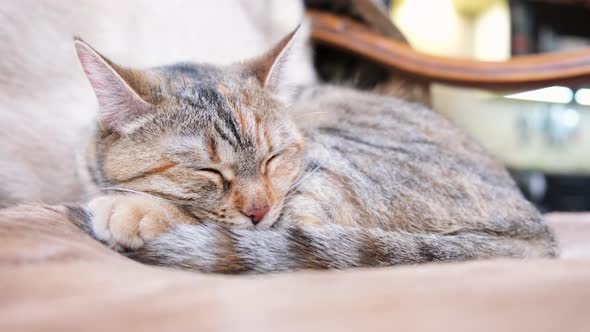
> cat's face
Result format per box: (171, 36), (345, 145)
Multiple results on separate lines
(76, 30), (305, 228)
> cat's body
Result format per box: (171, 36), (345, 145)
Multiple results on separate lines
(124, 85), (557, 272)
(69, 28), (557, 273)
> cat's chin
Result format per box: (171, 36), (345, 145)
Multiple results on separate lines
(226, 213), (279, 230)
(220, 215), (278, 230)
(229, 217), (258, 230)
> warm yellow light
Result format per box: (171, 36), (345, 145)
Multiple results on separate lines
(391, 0), (509, 60)
(452, 0), (499, 16)
(391, 0), (470, 57)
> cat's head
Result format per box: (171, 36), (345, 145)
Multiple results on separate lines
(75, 28), (305, 229)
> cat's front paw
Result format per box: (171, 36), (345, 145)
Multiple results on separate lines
(87, 194), (189, 251)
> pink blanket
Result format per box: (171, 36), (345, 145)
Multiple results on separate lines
(1, 205), (589, 331)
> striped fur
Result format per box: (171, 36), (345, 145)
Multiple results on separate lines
(128, 223), (551, 273)
(73, 32), (558, 273)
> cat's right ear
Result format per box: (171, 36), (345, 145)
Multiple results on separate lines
(74, 37), (152, 132)
(246, 24), (307, 104)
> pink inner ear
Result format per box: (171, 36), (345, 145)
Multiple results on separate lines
(256, 26), (300, 104)
(264, 46), (291, 92)
(76, 43), (148, 131)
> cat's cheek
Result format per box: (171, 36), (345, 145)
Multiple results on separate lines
(268, 163), (302, 195)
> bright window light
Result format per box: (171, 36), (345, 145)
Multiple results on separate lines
(505, 86), (573, 104)
(574, 88), (590, 106)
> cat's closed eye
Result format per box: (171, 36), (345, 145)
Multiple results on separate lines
(262, 152), (284, 174)
(266, 153), (281, 166)
(198, 168), (225, 181)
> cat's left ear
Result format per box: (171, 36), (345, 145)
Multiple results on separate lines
(74, 37), (155, 133)
(248, 25), (305, 104)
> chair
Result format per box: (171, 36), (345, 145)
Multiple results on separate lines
(307, 10), (590, 90)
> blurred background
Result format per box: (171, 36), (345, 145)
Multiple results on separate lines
(2, 0), (589, 213)
(308, 0), (590, 212)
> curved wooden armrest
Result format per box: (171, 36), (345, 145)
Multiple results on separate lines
(307, 10), (590, 90)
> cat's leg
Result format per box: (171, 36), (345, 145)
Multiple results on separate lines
(275, 193), (357, 227)
(87, 194), (197, 251)
(274, 195), (325, 227)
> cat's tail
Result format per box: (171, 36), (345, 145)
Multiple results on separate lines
(125, 222), (557, 273)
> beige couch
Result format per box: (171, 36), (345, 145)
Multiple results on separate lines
(1, 205), (589, 332)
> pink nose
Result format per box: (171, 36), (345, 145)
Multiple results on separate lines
(242, 205), (270, 225)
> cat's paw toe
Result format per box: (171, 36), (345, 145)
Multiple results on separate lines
(107, 202), (146, 250)
(87, 195), (117, 245)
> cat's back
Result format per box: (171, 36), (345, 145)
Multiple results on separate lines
(289, 86), (543, 234)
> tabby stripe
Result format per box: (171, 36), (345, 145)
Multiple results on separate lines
(264, 125), (274, 151)
(236, 104), (248, 137)
(417, 238), (442, 262)
(404, 138), (435, 146)
(318, 127), (411, 154)
(91, 132), (116, 186)
(213, 122), (238, 147)
(141, 190), (195, 204)
(331, 145), (381, 185)
(188, 206), (226, 219)
(66, 205), (94, 236)
(319, 167), (372, 221)
(254, 114), (262, 146)
(214, 229), (250, 273)
(242, 91), (252, 107)
(218, 107), (243, 146)
(286, 227), (330, 270)
(359, 233), (387, 267)
(119, 162), (177, 183)
(207, 139), (220, 163)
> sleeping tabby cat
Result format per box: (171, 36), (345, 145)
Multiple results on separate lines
(72, 28), (557, 273)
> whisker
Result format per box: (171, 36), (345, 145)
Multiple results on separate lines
(187, 206), (224, 218)
(100, 186), (147, 196)
(290, 166), (320, 190)
(285, 166), (321, 199)
(96, 186), (194, 206)
(297, 112), (329, 119)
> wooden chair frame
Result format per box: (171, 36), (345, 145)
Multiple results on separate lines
(307, 10), (590, 90)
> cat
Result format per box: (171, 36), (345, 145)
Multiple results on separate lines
(70, 27), (558, 273)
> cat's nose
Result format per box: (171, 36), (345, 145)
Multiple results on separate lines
(242, 205), (270, 225)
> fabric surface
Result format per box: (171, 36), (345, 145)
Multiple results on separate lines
(1, 206), (589, 332)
